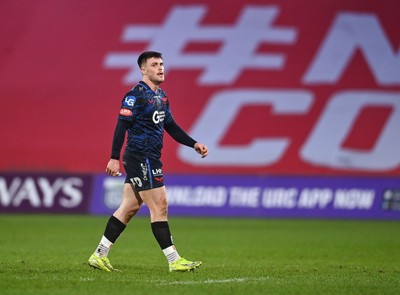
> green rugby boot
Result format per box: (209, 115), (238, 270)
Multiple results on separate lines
(88, 254), (116, 272)
(169, 257), (202, 272)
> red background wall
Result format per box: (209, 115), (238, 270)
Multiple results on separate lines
(1, 0), (399, 176)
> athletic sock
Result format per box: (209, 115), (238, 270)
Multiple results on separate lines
(151, 221), (180, 263)
(162, 245), (180, 263)
(94, 215), (126, 258)
(104, 215), (126, 242)
(95, 235), (113, 258)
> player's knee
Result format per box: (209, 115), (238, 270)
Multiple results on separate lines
(159, 198), (168, 215)
(129, 203), (141, 216)
(120, 203), (141, 221)
(152, 202), (168, 219)
(159, 206), (168, 218)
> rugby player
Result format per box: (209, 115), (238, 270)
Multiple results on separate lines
(88, 51), (208, 272)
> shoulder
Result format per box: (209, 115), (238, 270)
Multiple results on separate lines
(127, 84), (147, 98)
(120, 84), (146, 107)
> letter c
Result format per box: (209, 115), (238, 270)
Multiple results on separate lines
(178, 89), (313, 166)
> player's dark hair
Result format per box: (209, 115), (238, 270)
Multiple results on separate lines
(137, 51), (163, 68)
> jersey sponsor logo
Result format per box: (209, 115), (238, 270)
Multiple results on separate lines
(161, 97), (168, 104)
(148, 98), (154, 104)
(152, 111), (165, 124)
(119, 108), (133, 116)
(123, 95), (136, 108)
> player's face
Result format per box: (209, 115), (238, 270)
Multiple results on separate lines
(141, 57), (165, 85)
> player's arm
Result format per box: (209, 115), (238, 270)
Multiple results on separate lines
(163, 96), (208, 157)
(165, 119), (208, 158)
(165, 119), (196, 147)
(111, 119), (131, 160)
(106, 119), (131, 176)
(106, 93), (137, 176)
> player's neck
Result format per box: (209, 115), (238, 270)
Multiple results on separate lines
(142, 78), (160, 92)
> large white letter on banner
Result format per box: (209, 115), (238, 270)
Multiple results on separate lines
(178, 90), (313, 166)
(300, 91), (400, 171)
(303, 13), (400, 85)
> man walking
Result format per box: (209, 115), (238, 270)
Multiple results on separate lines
(88, 51), (208, 272)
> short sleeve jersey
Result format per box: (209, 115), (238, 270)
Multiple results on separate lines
(118, 81), (174, 159)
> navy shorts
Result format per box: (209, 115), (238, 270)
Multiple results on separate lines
(122, 153), (164, 192)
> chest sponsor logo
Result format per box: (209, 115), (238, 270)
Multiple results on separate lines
(152, 111), (165, 124)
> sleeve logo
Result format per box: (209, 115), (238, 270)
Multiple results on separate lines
(123, 95), (136, 108)
(120, 108), (133, 116)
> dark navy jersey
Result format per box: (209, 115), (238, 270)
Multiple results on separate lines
(118, 81), (174, 159)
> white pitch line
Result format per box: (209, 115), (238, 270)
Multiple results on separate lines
(154, 277), (269, 286)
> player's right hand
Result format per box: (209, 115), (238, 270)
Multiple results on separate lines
(106, 159), (121, 176)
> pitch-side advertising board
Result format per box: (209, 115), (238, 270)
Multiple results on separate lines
(90, 174), (400, 219)
(0, 174), (92, 214)
(1, 173), (399, 219)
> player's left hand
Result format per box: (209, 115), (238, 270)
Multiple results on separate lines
(194, 143), (208, 158)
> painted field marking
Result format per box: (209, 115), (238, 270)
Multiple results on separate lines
(153, 277), (270, 286)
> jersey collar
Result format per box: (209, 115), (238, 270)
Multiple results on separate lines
(138, 81), (161, 94)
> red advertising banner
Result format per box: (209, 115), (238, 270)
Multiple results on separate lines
(0, 0), (399, 176)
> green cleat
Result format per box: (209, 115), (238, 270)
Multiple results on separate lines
(169, 257), (202, 272)
(88, 254), (116, 272)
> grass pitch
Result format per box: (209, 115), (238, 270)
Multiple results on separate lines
(0, 215), (399, 295)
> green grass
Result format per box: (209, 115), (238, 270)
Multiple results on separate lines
(0, 215), (399, 295)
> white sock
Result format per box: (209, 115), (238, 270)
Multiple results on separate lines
(162, 245), (180, 263)
(94, 236), (113, 258)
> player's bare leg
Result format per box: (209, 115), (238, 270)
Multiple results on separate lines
(114, 184), (143, 223)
